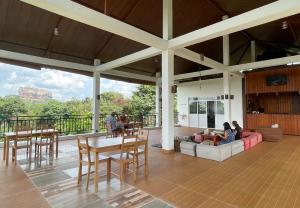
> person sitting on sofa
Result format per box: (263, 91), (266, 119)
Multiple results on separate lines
(217, 122), (235, 145)
(232, 120), (242, 140)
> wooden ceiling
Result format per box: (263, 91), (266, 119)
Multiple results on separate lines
(0, 0), (299, 82)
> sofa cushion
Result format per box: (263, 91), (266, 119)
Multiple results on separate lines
(248, 135), (258, 147)
(194, 134), (203, 143)
(196, 142), (232, 162)
(254, 132), (263, 143)
(231, 140), (244, 156)
(242, 138), (251, 150)
(180, 141), (196, 157)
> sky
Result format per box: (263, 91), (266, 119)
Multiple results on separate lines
(0, 63), (138, 101)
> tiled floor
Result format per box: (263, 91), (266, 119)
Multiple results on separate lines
(1, 127), (300, 208)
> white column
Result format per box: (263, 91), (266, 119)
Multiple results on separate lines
(251, 40), (256, 62)
(161, 0), (174, 150)
(92, 59), (101, 133)
(162, 50), (174, 150)
(163, 0), (173, 40)
(155, 72), (161, 127)
(222, 15), (231, 123)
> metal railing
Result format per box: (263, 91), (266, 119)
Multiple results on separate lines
(0, 113), (179, 141)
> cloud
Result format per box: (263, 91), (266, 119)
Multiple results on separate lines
(0, 63), (139, 100)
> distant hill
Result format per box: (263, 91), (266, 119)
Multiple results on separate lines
(18, 87), (52, 101)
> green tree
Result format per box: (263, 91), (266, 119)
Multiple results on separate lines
(100, 92), (128, 116)
(128, 85), (155, 116)
(0, 96), (27, 118)
(41, 99), (70, 117)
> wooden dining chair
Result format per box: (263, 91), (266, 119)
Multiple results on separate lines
(110, 136), (138, 182)
(77, 136), (111, 190)
(34, 124), (55, 162)
(129, 129), (149, 175)
(12, 125), (33, 165)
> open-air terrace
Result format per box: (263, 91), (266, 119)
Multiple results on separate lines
(1, 0), (300, 208)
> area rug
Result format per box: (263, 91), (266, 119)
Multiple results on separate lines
(18, 144), (173, 208)
(151, 144), (162, 148)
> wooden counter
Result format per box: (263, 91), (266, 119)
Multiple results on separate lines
(246, 114), (300, 135)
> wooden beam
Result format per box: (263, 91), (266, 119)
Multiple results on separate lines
(228, 55), (300, 72)
(174, 48), (226, 69)
(20, 0), (168, 50)
(168, 0), (300, 50)
(95, 47), (161, 72)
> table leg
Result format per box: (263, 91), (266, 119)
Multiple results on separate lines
(144, 145), (149, 177)
(94, 152), (99, 192)
(3, 137), (6, 161)
(5, 138), (9, 166)
(56, 133), (59, 158)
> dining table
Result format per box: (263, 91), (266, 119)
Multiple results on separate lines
(3, 129), (59, 166)
(87, 136), (148, 192)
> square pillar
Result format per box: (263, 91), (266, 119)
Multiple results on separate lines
(161, 49), (174, 150)
(223, 72), (231, 122)
(155, 72), (161, 127)
(92, 72), (100, 133)
(223, 15), (231, 123)
(92, 59), (101, 133)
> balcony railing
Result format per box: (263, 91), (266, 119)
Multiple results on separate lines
(0, 113), (179, 141)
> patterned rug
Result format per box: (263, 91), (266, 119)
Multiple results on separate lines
(17, 143), (174, 208)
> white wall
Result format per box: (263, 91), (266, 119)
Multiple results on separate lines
(177, 74), (243, 128)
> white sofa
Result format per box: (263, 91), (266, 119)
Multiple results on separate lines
(196, 141), (232, 162)
(180, 141), (197, 157)
(231, 140), (244, 156)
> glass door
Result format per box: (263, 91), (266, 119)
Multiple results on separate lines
(189, 98), (198, 128)
(215, 101), (224, 129)
(207, 101), (216, 128)
(198, 101), (207, 128)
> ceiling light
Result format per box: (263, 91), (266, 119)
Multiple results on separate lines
(282, 21), (288, 30)
(287, 62), (300, 66)
(54, 27), (59, 36)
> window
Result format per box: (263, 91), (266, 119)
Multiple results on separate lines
(198, 101), (207, 114)
(189, 101), (198, 114)
(216, 101), (224, 114)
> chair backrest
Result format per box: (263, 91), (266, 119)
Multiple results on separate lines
(138, 129), (149, 139)
(40, 124), (55, 139)
(77, 136), (91, 162)
(15, 125), (32, 140)
(120, 136), (138, 160)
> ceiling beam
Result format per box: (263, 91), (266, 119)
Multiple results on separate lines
(168, 0), (300, 50)
(228, 55), (300, 72)
(20, 0), (168, 50)
(0, 49), (156, 82)
(174, 69), (223, 80)
(95, 47), (161, 72)
(0, 49), (93, 72)
(104, 69), (156, 82)
(174, 48), (226, 69)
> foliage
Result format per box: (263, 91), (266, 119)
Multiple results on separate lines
(0, 95), (27, 118)
(0, 85), (157, 119)
(127, 85), (155, 116)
